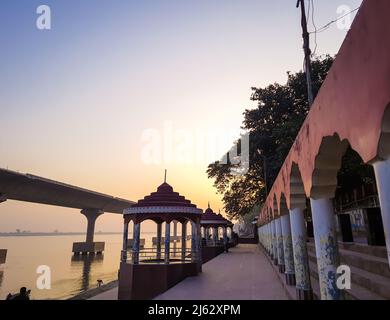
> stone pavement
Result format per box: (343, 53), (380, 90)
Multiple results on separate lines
(156, 244), (288, 300)
(89, 244), (288, 300)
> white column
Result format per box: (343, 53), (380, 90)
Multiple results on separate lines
(173, 221), (178, 256)
(121, 219), (129, 262)
(164, 222), (171, 264)
(223, 226), (228, 252)
(268, 223), (273, 256)
(197, 222), (202, 271)
(191, 222), (197, 262)
(310, 198), (343, 300)
(132, 222), (141, 264)
(275, 217), (285, 273)
(271, 220), (278, 264)
(290, 208), (313, 299)
(281, 214), (295, 285)
(213, 227), (218, 245)
(373, 158), (390, 266)
(181, 221), (187, 261)
(156, 222), (162, 260)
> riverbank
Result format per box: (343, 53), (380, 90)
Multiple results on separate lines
(69, 280), (118, 300)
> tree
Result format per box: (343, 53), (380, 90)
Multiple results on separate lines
(207, 55), (334, 219)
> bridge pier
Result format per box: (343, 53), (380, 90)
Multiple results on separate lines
(72, 209), (105, 255)
(0, 194), (7, 265)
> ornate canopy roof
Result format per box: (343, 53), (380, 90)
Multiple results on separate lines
(123, 182), (202, 223)
(200, 204), (228, 226)
(218, 214), (234, 227)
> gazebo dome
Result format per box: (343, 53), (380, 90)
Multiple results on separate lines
(123, 182), (202, 223)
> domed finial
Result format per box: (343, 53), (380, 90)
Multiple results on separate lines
(164, 169), (167, 183)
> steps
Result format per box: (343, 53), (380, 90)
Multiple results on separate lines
(307, 242), (390, 300)
(337, 242), (388, 259)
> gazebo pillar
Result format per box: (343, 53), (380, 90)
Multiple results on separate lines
(197, 222), (202, 271)
(132, 222), (141, 264)
(205, 227), (210, 241)
(121, 218), (130, 262)
(156, 222), (162, 260)
(165, 222), (171, 264)
(213, 227), (218, 245)
(181, 221), (187, 261)
(191, 221), (197, 262)
(173, 220), (178, 256)
(223, 226), (228, 252)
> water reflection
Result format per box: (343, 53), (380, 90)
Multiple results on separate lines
(71, 254), (104, 292)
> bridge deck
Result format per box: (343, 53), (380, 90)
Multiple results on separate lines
(0, 168), (134, 213)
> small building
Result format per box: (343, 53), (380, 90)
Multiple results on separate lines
(118, 181), (202, 300)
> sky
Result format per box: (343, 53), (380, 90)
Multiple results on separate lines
(0, 0), (362, 233)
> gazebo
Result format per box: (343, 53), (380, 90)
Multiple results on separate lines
(118, 180), (203, 300)
(200, 204), (230, 262)
(218, 214), (235, 247)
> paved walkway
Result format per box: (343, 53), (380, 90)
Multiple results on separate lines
(156, 244), (288, 300)
(89, 244), (288, 300)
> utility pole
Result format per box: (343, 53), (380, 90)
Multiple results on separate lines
(296, 0), (314, 105)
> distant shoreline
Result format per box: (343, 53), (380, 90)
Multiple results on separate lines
(0, 231), (156, 237)
(0, 232), (122, 237)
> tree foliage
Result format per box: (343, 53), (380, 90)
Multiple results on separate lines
(207, 55), (334, 219)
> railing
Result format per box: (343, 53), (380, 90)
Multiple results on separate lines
(202, 239), (227, 247)
(335, 195), (380, 213)
(126, 247), (197, 264)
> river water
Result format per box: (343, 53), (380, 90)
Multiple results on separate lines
(0, 233), (157, 300)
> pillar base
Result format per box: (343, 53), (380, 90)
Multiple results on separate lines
(0, 249), (7, 264)
(285, 273), (296, 286)
(278, 264), (285, 273)
(72, 242), (105, 255)
(296, 288), (314, 300)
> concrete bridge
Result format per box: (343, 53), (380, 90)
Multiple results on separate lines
(0, 168), (135, 258)
(258, 0), (390, 300)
